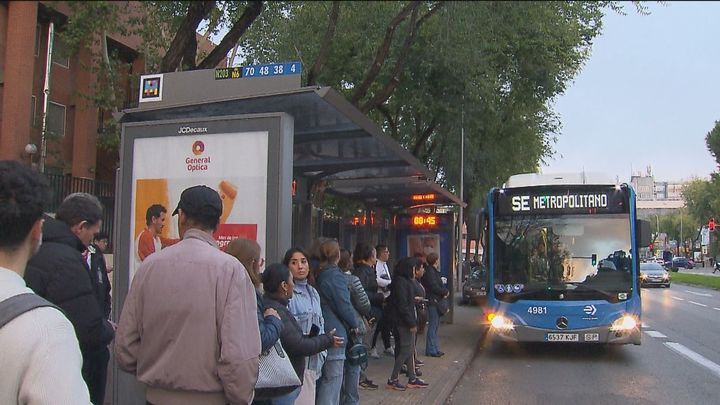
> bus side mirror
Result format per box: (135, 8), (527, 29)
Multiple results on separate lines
(636, 219), (652, 247)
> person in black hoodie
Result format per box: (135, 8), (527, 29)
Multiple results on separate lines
(385, 257), (428, 391)
(421, 252), (449, 357)
(25, 193), (115, 405)
(261, 263), (343, 405)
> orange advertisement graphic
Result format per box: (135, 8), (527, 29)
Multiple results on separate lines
(218, 180), (237, 225)
(134, 179), (171, 239)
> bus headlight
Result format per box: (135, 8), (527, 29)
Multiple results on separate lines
(610, 315), (637, 332)
(488, 313), (515, 331)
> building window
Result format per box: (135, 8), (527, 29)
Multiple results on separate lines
(52, 36), (70, 68)
(35, 24), (42, 57)
(30, 96), (36, 127)
(47, 102), (66, 137)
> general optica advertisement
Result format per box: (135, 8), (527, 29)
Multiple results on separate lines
(130, 131), (268, 282)
(407, 234), (441, 265)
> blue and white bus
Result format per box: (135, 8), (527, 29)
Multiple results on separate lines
(479, 173), (651, 345)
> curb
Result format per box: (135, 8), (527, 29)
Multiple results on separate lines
(424, 326), (488, 404)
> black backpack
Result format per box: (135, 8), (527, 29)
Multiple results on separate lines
(0, 293), (62, 329)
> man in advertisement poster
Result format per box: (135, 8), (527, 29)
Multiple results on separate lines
(115, 185), (261, 405)
(136, 204), (179, 262)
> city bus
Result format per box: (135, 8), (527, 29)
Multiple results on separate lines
(478, 173), (651, 345)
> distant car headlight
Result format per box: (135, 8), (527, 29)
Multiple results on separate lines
(610, 315), (638, 332)
(488, 313), (515, 331)
(663, 273), (669, 280)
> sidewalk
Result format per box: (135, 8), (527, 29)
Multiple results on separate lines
(359, 295), (487, 404)
(677, 264), (720, 277)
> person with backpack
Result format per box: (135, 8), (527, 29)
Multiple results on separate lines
(0, 160), (91, 404)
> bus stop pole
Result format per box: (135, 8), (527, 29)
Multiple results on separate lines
(456, 103), (464, 292)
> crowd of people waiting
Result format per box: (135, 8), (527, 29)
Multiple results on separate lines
(0, 162), (450, 405)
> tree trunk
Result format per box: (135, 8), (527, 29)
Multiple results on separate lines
(349, 1), (419, 106)
(197, 1), (263, 70)
(306, 1), (341, 86)
(160, 1), (215, 73)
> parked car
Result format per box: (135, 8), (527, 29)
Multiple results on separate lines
(672, 257), (693, 269)
(461, 265), (487, 306)
(640, 262), (671, 287)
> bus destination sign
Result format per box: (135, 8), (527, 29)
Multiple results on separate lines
(495, 186), (627, 216)
(215, 61), (302, 80)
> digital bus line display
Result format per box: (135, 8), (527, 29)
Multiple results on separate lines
(494, 185), (628, 216)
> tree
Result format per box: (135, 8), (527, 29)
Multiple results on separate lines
(57, 0), (647, 212)
(705, 120), (720, 170)
(240, 1), (634, 211)
(54, 1), (267, 151)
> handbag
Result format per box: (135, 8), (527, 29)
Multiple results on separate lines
(436, 296), (450, 317)
(345, 333), (368, 369)
(416, 301), (428, 334)
(254, 340), (302, 399)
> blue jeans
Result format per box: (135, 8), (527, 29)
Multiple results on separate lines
(340, 361), (361, 405)
(316, 359), (344, 405)
(426, 303), (440, 355)
(269, 386), (301, 405)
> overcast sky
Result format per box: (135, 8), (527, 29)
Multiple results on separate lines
(541, 1), (720, 183)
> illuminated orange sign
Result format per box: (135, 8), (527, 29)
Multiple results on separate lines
(412, 214), (438, 227)
(412, 194), (436, 202)
(350, 215), (375, 226)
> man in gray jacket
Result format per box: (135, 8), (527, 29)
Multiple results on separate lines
(115, 185), (261, 405)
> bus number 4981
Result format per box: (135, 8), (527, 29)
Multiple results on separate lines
(528, 306), (547, 315)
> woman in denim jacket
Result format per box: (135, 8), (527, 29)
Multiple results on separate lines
(283, 247), (326, 405)
(315, 240), (359, 405)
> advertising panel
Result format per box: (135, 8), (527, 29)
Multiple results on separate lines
(130, 131), (268, 281)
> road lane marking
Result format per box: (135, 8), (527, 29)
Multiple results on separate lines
(645, 330), (667, 338)
(688, 301), (708, 307)
(685, 290), (712, 297)
(665, 342), (720, 379)
(671, 296), (684, 301)
(714, 308), (720, 311)
(641, 323), (649, 329)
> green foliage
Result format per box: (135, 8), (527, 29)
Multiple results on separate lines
(670, 272), (720, 290)
(57, 0), (647, 201)
(241, 1), (616, 215)
(705, 120), (720, 170)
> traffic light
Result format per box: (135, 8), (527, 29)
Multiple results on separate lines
(710, 218), (716, 231)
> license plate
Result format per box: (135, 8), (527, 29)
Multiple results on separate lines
(584, 333), (599, 342)
(547, 333), (579, 342)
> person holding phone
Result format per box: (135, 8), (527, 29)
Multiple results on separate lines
(284, 247), (326, 405)
(260, 263), (343, 405)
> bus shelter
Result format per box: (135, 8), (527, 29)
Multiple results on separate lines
(113, 67), (460, 404)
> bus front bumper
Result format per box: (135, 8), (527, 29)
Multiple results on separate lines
(490, 324), (641, 345)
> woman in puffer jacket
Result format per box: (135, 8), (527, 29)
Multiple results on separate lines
(339, 248), (373, 404)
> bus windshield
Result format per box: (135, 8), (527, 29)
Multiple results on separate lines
(493, 213), (632, 302)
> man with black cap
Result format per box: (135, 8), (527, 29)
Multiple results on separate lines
(115, 185), (261, 405)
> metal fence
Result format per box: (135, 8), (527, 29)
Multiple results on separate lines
(44, 174), (116, 251)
